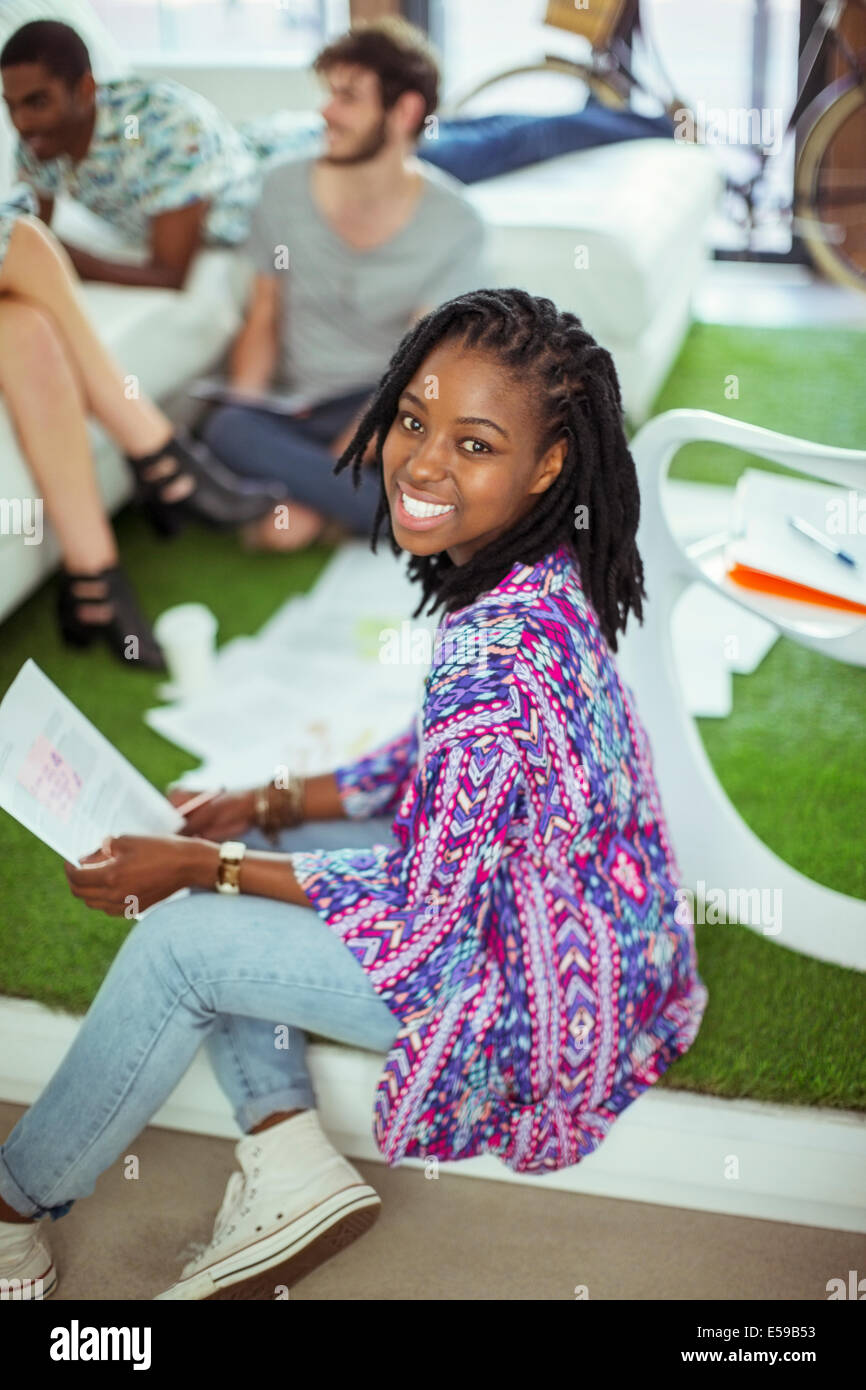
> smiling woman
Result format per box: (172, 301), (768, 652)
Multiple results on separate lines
(0, 287), (708, 1303)
(338, 287), (648, 641)
(386, 366), (563, 565)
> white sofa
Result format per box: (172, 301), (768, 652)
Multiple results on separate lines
(0, 27), (720, 624)
(0, 200), (248, 625)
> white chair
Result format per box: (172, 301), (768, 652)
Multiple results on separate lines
(617, 409), (866, 972)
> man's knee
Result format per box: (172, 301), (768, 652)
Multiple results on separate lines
(201, 404), (286, 482)
(200, 404), (254, 455)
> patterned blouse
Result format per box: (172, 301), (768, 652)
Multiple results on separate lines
(13, 76), (321, 248)
(290, 542), (708, 1175)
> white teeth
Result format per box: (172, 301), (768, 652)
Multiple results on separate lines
(401, 492), (454, 519)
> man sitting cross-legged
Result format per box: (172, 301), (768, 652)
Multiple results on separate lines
(200, 19), (488, 552)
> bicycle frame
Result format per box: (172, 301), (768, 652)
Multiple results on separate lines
(790, 0), (866, 135)
(730, 0), (866, 210)
(560, 0), (866, 145)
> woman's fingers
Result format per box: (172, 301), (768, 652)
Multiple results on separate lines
(65, 878), (124, 911)
(167, 787), (196, 808)
(65, 858), (113, 887)
(65, 870), (144, 915)
(75, 834), (117, 866)
(171, 789), (226, 835)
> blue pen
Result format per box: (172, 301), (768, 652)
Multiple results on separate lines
(786, 514), (859, 569)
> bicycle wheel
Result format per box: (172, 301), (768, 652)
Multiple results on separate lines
(795, 73), (866, 293)
(442, 58), (630, 118)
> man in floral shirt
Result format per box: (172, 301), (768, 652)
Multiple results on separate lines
(1, 19), (320, 289)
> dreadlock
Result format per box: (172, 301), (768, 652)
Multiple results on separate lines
(333, 287), (646, 652)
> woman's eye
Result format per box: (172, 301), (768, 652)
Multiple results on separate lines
(460, 438), (490, 455)
(400, 414), (422, 432)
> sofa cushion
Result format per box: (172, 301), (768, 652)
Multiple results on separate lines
(51, 197), (249, 398)
(463, 138), (720, 345)
(0, 201), (246, 502)
(0, 196), (247, 621)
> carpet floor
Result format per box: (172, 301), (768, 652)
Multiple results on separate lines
(2, 1100), (859, 1302)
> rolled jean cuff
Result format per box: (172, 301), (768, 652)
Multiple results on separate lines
(235, 1082), (317, 1136)
(0, 1153), (72, 1222)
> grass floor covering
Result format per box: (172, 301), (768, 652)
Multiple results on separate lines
(0, 321), (864, 1111)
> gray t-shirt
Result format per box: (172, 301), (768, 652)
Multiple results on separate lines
(242, 155), (488, 400)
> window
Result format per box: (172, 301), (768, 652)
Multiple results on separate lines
(637, 0), (801, 253)
(91, 0), (350, 63)
(434, 0), (802, 255)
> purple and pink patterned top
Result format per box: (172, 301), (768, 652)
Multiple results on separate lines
(290, 542), (708, 1175)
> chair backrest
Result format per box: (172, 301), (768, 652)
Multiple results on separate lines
(544, 0), (635, 50)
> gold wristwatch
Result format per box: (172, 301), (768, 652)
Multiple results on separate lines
(216, 841), (246, 894)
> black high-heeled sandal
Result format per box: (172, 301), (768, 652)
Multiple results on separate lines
(125, 428), (286, 539)
(57, 564), (167, 672)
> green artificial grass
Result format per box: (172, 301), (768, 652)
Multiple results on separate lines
(650, 320), (866, 488)
(0, 321), (864, 1112)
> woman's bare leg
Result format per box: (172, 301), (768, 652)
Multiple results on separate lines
(0, 217), (192, 502)
(0, 298), (116, 584)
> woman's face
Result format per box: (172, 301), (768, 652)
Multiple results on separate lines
(380, 338), (567, 567)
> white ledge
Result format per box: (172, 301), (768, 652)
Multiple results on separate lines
(1, 993), (863, 1233)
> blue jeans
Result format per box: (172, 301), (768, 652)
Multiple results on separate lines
(200, 386), (382, 534)
(238, 104), (675, 189)
(0, 817), (401, 1223)
(421, 103), (676, 184)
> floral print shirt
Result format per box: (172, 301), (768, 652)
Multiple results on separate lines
(14, 76), (320, 247)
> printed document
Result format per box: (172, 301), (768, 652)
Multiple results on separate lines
(0, 659), (183, 866)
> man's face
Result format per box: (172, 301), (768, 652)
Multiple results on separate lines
(317, 63), (397, 165)
(1, 61), (92, 160)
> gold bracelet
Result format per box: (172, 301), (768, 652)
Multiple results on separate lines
(253, 785), (276, 844)
(252, 774), (305, 842)
(273, 773), (305, 829)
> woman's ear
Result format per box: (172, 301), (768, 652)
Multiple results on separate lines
(528, 435), (568, 496)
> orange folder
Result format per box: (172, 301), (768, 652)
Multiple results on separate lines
(727, 562), (866, 616)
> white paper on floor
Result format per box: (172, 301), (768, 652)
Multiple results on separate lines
(148, 549), (779, 788)
(149, 543), (437, 788)
(671, 581), (779, 719)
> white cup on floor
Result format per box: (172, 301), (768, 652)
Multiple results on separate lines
(153, 603), (218, 701)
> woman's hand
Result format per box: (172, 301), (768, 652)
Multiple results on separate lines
(64, 834), (218, 917)
(167, 787), (256, 841)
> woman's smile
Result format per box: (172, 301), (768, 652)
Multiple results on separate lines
(393, 478), (457, 531)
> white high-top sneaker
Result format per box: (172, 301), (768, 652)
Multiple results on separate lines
(154, 1109), (381, 1300)
(0, 1217), (58, 1299)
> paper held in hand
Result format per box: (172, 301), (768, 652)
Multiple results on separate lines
(0, 659), (184, 867)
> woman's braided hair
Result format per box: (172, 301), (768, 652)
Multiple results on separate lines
(333, 287), (646, 652)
